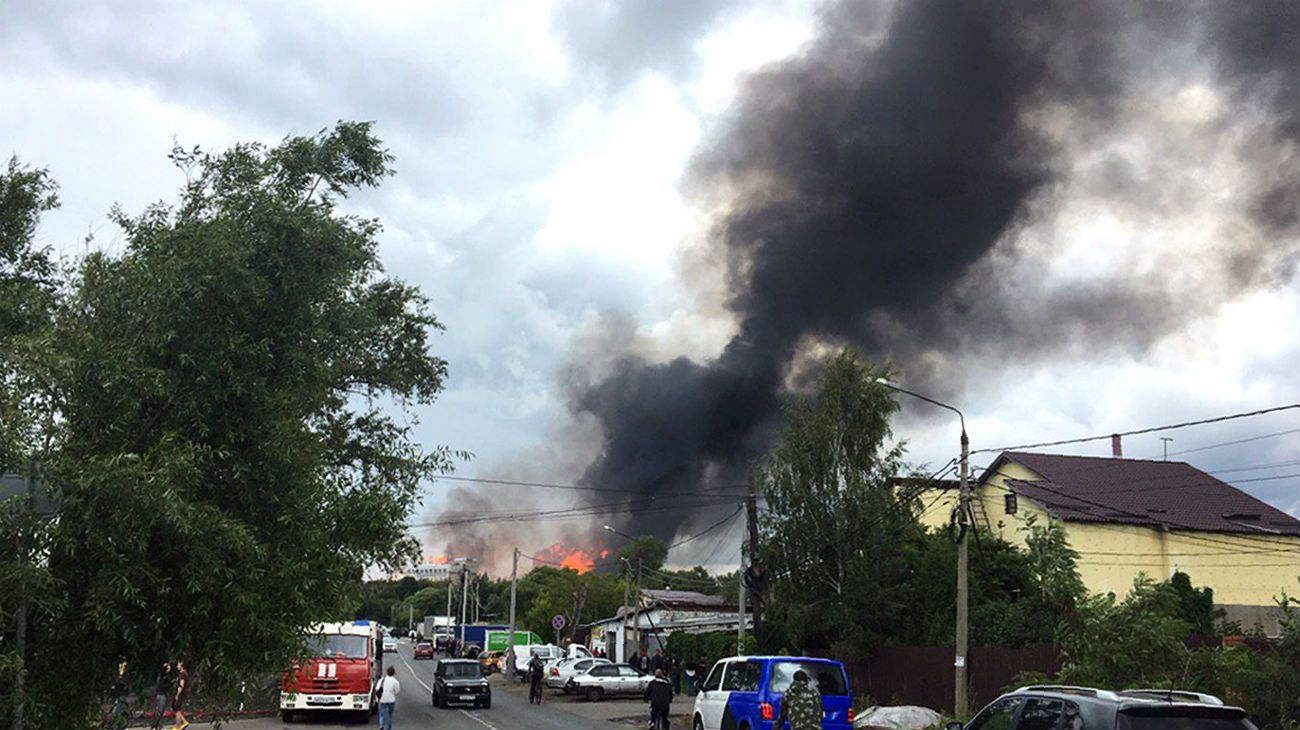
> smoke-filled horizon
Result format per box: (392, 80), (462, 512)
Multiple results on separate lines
(433, 0), (1300, 571)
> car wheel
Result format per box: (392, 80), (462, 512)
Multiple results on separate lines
(586, 686), (603, 702)
(281, 710), (294, 724)
(693, 716), (704, 730)
(483, 696), (492, 710)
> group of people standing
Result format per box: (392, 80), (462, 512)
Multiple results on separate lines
(628, 648), (687, 694)
(139, 660), (189, 730)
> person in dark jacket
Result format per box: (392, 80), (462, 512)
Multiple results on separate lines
(775, 670), (822, 730)
(649, 649), (665, 674)
(644, 669), (673, 729)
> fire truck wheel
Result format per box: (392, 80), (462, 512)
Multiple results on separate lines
(280, 710), (294, 723)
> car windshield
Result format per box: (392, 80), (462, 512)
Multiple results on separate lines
(443, 663), (482, 678)
(768, 661), (847, 696)
(305, 634), (368, 659)
(1119, 712), (1257, 730)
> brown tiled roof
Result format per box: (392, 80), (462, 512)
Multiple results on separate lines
(989, 451), (1300, 536)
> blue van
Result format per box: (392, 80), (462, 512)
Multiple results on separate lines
(691, 655), (853, 730)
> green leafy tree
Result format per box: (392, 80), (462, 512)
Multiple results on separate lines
(757, 349), (913, 655)
(4, 123), (460, 727)
(618, 535), (669, 575)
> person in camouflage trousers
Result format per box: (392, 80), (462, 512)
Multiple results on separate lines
(776, 670), (823, 729)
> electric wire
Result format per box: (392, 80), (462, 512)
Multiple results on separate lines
(972, 403), (1300, 455)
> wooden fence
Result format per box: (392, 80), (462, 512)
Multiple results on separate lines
(838, 645), (1060, 713)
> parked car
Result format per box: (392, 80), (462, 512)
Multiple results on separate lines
(479, 650), (504, 675)
(953, 686), (1254, 730)
(548, 657), (611, 692)
(413, 640), (435, 660)
(569, 662), (650, 702)
(432, 659), (492, 709)
(692, 655), (853, 730)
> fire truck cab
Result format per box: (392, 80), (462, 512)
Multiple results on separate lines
(281, 620), (383, 722)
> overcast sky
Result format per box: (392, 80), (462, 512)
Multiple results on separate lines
(4, 0), (1299, 572)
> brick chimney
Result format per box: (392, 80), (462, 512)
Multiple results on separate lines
(1111, 433), (1123, 457)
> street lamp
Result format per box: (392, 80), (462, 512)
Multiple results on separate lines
(875, 377), (971, 716)
(602, 524), (635, 542)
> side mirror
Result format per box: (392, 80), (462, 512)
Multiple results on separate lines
(946, 722), (964, 730)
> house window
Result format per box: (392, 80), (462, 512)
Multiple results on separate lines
(1004, 494), (1018, 515)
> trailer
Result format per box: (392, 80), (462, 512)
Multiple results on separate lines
(484, 629), (542, 653)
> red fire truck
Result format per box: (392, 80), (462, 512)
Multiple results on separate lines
(280, 620), (382, 722)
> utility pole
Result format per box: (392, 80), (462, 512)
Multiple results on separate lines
(620, 564), (630, 662)
(1161, 437), (1173, 460)
(633, 558), (643, 655)
(872, 377), (970, 715)
(955, 426), (970, 717)
(745, 478), (763, 645)
(570, 583), (588, 643)
(736, 549), (746, 652)
(459, 562), (471, 645)
(507, 548), (518, 670)
(408, 604), (413, 631)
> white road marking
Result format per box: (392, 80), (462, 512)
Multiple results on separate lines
(395, 649), (432, 693)
(458, 709), (502, 729)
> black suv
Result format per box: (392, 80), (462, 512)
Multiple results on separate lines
(432, 658), (492, 709)
(955, 686), (1256, 730)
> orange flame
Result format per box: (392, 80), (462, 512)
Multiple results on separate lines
(428, 555), (449, 565)
(599, 549), (610, 559)
(534, 543), (597, 574)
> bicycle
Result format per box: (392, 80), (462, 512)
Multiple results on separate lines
(648, 711), (669, 730)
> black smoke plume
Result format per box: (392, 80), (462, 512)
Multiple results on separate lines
(545, 0), (1300, 554)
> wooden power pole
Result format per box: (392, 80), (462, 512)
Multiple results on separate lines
(745, 479), (763, 646)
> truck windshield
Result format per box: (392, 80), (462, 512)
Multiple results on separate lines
(444, 663), (482, 678)
(768, 661), (848, 696)
(305, 634), (369, 659)
(1118, 712), (1257, 730)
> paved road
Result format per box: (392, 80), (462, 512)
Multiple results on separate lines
(221, 641), (652, 730)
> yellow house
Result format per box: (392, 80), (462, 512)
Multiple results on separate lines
(919, 451), (1300, 635)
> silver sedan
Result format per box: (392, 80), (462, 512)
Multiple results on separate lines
(569, 663), (651, 701)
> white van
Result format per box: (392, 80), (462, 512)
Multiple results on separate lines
(512, 644), (564, 679)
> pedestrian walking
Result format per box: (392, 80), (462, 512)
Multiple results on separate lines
(151, 662), (173, 730)
(171, 660), (190, 729)
(110, 661), (129, 729)
(775, 670), (822, 730)
(643, 669), (673, 730)
(375, 665), (400, 730)
(669, 653), (682, 696)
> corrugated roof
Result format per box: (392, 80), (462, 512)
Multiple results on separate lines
(642, 589), (725, 607)
(990, 451), (1300, 536)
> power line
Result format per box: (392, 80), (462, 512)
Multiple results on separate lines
(667, 506), (745, 550)
(430, 473), (748, 496)
(980, 479), (1300, 555)
(406, 494), (741, 529)
(1211, 459), (1300, 475)
(973, 403), (1300, 455)
(1163, 428), (1300, 458)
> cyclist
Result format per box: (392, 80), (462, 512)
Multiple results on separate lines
(527, 654), (546, 705)
(644, 668), (673, 730)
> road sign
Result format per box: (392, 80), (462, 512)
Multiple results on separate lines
(551, 614), (566, 631)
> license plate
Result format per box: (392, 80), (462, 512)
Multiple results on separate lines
(459, 695), (474, 701)
(308, 695), (341, 705)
